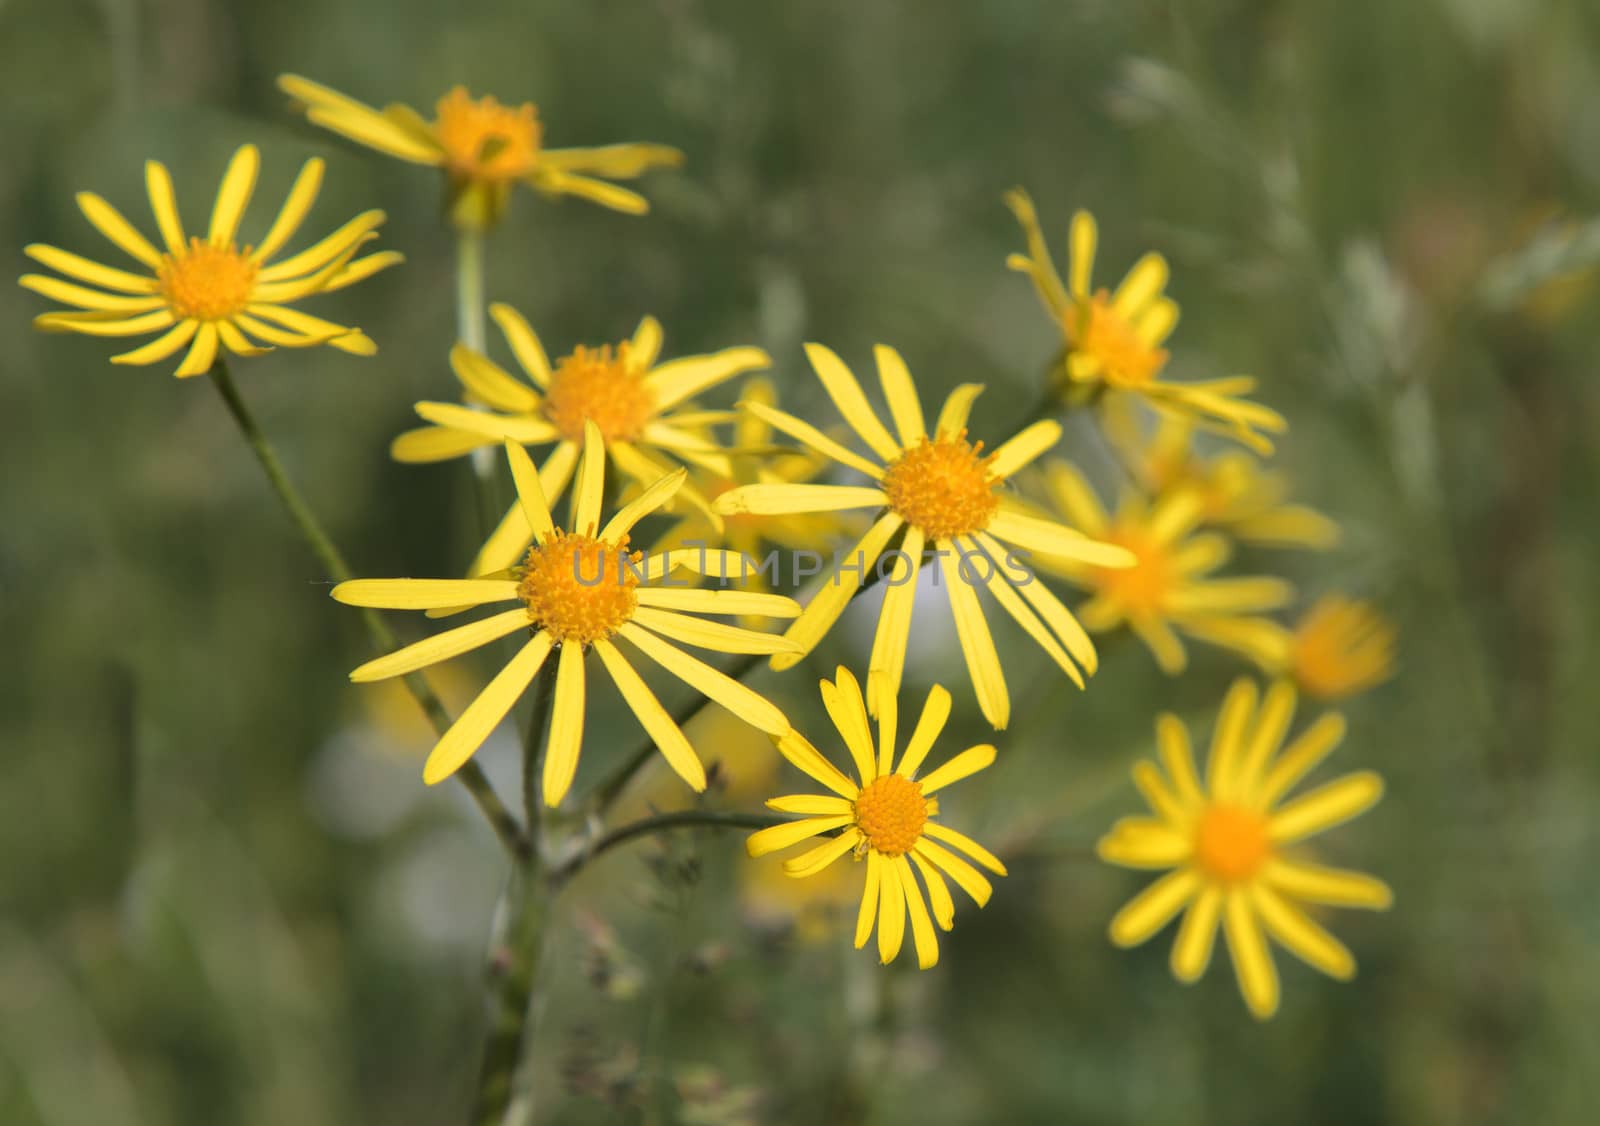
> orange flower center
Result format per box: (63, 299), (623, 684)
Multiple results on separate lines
(543, 342), (656, 443)
(157, 239), (258, 321)
(853, 773), (928, 857)
(1075, 292), (1168, 386)
(433, 87), (542, 181)
(516, 532), (640, 644)
(881, 433), (999, 540)
(1193, 804), (1271, 882)
(1094, 527), (1171, 614)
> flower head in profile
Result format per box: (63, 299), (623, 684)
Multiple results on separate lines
(332, 423), (799, 805)
(1003, 188), (1285, 454)
(21, 145), (397, 377)
(1099, 677), (1392, 1019)
(747, 668), (1006, 969)
(1187, 595), (1397, 702)
(1035, 460), (1292, 674)
(279, 75), (683, 230)
(714, 344), (1137, 730)
(393, 304), (768, 584)
(1107, 408), (1340, 550)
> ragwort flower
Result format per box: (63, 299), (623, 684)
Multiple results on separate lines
(394, 303), (768, 584)
(1035, 460), (1292, 674)
(1099, 677), (1392, 1019)
(1186, 595), (1398, 701)
(715, 343), (1137, 729)
(279, 75), (683, 230)
(747, 667), (1006, 969)
(21, 145), (397, 376)
(333, 423), (798, 805)
(1106, 409), (1340, 550)
(1004, 188), (1285, 454)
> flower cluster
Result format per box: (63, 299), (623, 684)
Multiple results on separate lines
(22, 72), (1395, 1021)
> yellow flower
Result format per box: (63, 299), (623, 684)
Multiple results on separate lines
(1036, 460), (1292, 674)
(746, 667), (1006, 969)
(1106, 408), (1340, 550)
(331, 423), (799, 805)
(1003, 188), (1285, 454)
(714, 344), (1136, 729)
(279, 75), (683, 230)
(393, 304), (768, 584)
(1099, 678), (1392, 1020)
(21, 145), (397, 377)
(1186, 595), (1397, 701)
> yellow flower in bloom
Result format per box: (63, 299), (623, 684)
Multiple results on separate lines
(715, 344), (1137, 730)
(1099, 678), (1392, 1019)
(279, 75), (683, 230)
(21, 145), (397, 377)
(1106, 408), (1340, 550)
(1186, 595), (1398, 701)
(1036, 460), (1292, 674)
(1003, 188), (1285, 454)
(331, 423), (799, 805)
(393, 304), (768, 584)
(747, 667), (1006, 969)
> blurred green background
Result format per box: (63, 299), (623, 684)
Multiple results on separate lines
(5, 0), (1600, 1122)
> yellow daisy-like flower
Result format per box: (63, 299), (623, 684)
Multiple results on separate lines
(714, 344), (1137, 730)
(1003, 188), (1286, 454)
(1035, 460), (1292, 674)
(392, 303), (768, 583)
(1186, 595), (1397, 702)
(279, 75), (683, 230)
(21, 145), (398, 377)
(746, 667), (1007, 969)
(1107, 409), (1340, 550)
(1099, 677), (1392, 1020)
(331, 422), (799, 805)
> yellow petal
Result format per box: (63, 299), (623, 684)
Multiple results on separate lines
(538, 142), (685, 178)
(910, 850), (955, 929)
(1170, 885), (1223, 983)
(769, 513), (901, 671)
(917, 745), (996, 796)
(821, 667), (878, 785)
(257, 210), (384, 281)
(921, 820), (1006, 876)
(958, 535), (1083, 690)
(747, 815), (855, 858)
(912, 838), (992, 907)
(876, 850), (906, 964)
(541, 642), (587, 806)
(715, 483), (886, 516)
(855, 851), (882, 948)
(35, 309), (174, 337)
(143, 161), (186, 255)
(331, 578), (519, 609)
(635, 587), (800, 618)
(866, 525), (922, 716)
(1251, 883), (1355, 981)
(1001, 188), (1073, 319)
(617, 623), (788, 734)
(644, 346), (771, 411)
(593, 637), (708, 792)
(24, 244), (156, 293)
(1205, 677), (1259, 801)
(572, 421), (606, 535)
(802, 342), (902, 462)
(350, 607), (530, 682)
(783, 829), (860, 878)
(873, 344), (926, 446)
(412, 401), (558, 445)
(109, 319), (199, 366)
(173, 322), (219, 378)
(1043, 460), (1109, 536)
(252, 157), (325, 263)
(988, 419), (1061, 479)
(1268, 771), (1384, 843)
(988, 507), (1136, 569)
(937, 547), (1009, 729)
(208, 145), (259, 245)
(1108, 868), (1199, 948)
(773, 729), (859, 800)
(1222, 888), (1280, 1020)
(1156, 714), (1204, 807)
(632, 606), (800, 656)
(20, 274), (164, 313)
(422, 633), (553, 784)
(451, 343), (540, 413)
(1262, 859), (1393, 910)
(488, 302), (552, 387)
(600, 468), (686, 541)
(736, 399), (884, 479)
(893, 683), (952, 780)
(530, 168), (650, 213)
(76, 192), (161, 267)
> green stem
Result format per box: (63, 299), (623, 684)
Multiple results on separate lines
(456, 226), (488, 353)
(470, 860), (548, 1125)
(552, 810), (784, 886)
(207, 358), (525, 857)
(521, 659), (558, 831)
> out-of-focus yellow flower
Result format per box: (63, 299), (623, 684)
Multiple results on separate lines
(393, 305), (768, 585)
(21, 145), (397, 376)
(1004, 188), (1285, 454)
(279, 75), (683, 230)
(715, 343), (1136, 730)
(1036, 461), (1292, 674)
(747, 668), (1006, 969)
(1099, 678), (1391, 1020)
(1105, 408), (1340, 550)
(1186, 595), (1397, 701)
(332, 424), (799, 805)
